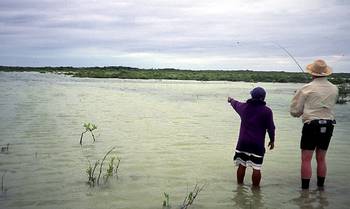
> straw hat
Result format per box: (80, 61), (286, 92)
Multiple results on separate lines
(306, 59), (332, 76)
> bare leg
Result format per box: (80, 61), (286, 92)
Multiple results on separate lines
(301, 150), (314, 179)
(301, 150), (314, 189)
(252, 169), (261, 187)
(237, 164), (246, 184)
(316, 149), (327, 177)
(316, 149), (327, 187)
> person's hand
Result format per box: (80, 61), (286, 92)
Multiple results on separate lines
(268, 141), (274, 150)
(228, 97), (233, 103)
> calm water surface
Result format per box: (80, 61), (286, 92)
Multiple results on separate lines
(0, 72), (349, 209)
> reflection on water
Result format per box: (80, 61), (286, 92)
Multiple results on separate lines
(0, 72), (350, 209)
(232, 185), (264, 209)
(291, 189), (329, 209)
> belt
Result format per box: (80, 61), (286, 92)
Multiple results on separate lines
(309, 119), (336, 125)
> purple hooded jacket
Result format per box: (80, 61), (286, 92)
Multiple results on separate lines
(230, 98), (275, 156)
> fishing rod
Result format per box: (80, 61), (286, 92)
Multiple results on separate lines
(273, 43), (310, 81)
(274, 43), (304, 73)
(233, 41), (309, 80)
(332, 54), (345, 69)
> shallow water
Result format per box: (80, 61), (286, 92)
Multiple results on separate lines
(0, 72), (349, 209)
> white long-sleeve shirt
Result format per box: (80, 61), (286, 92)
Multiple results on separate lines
(290, 77), (338, 123)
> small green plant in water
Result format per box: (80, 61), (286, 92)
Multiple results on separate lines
(1, 143), (9, 153)
(180, 183), (206, 209)
(86, 146), (120, 187)
(162, 192), (170, 208)
(86, 161), (100, 186)
(104, 156), (121, 183)
(106, 157), (115, 177)
(97, 146), (115, 185)
(80, 123), (97, 145)
(114, 157), (121, 176)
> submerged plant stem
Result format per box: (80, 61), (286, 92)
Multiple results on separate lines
(90, 131), (96, 142)
(1, 171), (6, 192)
(80, 130), (88, 145)
(97, 146), (117, 185)
(181, 183), (206, 209)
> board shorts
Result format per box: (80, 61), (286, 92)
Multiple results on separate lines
(300, 119), (335, 150)
(233, 150), (264, 170)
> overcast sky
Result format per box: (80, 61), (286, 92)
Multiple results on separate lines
(0, 0), (349, 72)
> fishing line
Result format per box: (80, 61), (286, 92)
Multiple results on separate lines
(331, 54), (345, 69)
(233, 41), (310, 81)
(271, 42), (310, 81)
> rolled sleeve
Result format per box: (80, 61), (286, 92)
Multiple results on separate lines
(290, 89), (306, 118)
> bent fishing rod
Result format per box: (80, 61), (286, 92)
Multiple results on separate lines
(273, 43), (309, 81)
(234, 41), (309, 81)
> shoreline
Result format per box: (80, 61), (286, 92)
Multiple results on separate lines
(1, 66), (350, 84)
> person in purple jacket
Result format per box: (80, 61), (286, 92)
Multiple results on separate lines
(228, 87), (275, 187)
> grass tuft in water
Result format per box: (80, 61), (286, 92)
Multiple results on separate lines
(86, 146), (120, 187)
(104, 155), (121, 183)
(80, 123), (97, 145)
(1, 143), (9, 153)
(180, 183), (206, 209)
(106, 157), (115, 177)
(86, 161), (100, 186)
(114, 157), (121, 177)
(162, 192), (170, 208)
(97, 146), (116, 185)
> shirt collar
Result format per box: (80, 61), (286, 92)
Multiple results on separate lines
(312, 77), (328, 82)
(247, 98), (266, 106)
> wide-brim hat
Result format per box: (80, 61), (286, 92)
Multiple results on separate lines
(306, 59), (332, 76)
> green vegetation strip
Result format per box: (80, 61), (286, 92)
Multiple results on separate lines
(1, 66), (350, 84)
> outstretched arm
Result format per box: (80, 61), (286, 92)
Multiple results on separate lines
(228, 97), (244, 115)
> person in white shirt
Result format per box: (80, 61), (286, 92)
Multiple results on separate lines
(290, 59), (338, 190)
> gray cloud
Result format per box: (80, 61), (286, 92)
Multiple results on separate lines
(0, 0), (349, 72)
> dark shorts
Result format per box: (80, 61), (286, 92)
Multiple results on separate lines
(300, 120), (335, 150)
(233, 150), (264, 170)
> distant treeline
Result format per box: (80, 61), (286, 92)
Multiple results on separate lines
(1, 66), (350, 84)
